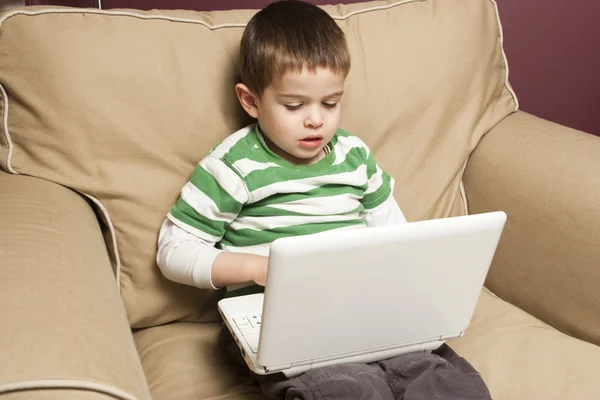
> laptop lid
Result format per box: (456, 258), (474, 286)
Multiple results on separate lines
(256, 211), (506, 368)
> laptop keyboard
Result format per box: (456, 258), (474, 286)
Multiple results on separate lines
(232, 313), (262, 353)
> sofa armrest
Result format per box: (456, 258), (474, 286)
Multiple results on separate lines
(464, 111), (600, 346)
(0, 171), (151, 400)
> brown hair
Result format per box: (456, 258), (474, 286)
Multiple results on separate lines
(239, 0), (351, 96)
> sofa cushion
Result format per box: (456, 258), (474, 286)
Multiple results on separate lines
(134, 289), (600, 400)
(134, 322), (264, 400)
(450, 289), (600, 399)
(0, 171), (152, 400)
(0, 1), (517, 327)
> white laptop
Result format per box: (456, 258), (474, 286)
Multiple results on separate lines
(218, 211), (506, 377)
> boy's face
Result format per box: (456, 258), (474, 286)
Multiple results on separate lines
(237, 67), (345, 165)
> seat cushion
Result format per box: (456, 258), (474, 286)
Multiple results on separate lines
(135, 288), (600, 400)
(133, 322), (265, 400)
(0, 0), (517, 327)
(449, 289), (600, 399)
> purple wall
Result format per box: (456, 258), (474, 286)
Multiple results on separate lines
(23, 0), (600, 136)
(497, 0), (600, 136)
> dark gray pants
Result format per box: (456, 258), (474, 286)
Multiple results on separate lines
(220, 327), (491, 400)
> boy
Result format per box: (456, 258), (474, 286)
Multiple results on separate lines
(157, 1), (490, 399)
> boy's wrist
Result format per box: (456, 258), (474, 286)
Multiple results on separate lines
(244, 254), (268, 285)
(241, 256), (257, 282)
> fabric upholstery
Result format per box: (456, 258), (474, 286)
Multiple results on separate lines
(0, 171), (151, 400)
(134, 322), (264, 400)
(450, 289), (600, 400)
(135, 289), (600, 400)
(0, 0), (517, 327)
(463, 111), (600, 346)
(0, 393), (122, 400)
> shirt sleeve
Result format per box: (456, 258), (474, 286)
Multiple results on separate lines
(157, 156), (248, 289)
(360, 145), (407, 226)
(363, 195), (407, 227)
(156, 219), (222, 289)
(360, 145), (393, 208)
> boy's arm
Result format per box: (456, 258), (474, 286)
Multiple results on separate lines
(157, 220), (267, 288)
(212, 251), (268, 287)
(360, 145), (407, 226)
(158, 156), (266, 289)
(363, 195), (407, 227)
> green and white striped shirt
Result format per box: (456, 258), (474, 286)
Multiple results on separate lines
(157, 124), (406, 289)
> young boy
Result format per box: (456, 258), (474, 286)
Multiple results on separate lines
(157, 1), (490, 399)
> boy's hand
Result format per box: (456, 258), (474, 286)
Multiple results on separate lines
(211, 252), (269, 288)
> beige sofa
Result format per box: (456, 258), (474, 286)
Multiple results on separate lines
(1, 1), (599, 399)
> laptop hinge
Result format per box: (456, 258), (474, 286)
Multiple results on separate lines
(267, 333), (463, 374)
(264, 363), (293, 373)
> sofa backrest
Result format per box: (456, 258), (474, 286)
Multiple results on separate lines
(0, 1), (517, 328)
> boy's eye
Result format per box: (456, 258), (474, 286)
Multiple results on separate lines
(284, 104), (302, 111)
(323, 102), (338, 109)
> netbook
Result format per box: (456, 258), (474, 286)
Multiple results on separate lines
(218, 211), (506, 377)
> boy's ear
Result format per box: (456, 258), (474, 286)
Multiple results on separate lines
(235, 83), (259, 119)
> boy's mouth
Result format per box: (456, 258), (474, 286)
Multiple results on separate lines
(299, 135), (324, 149)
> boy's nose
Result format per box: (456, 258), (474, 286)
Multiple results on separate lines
(304, 108), (324, 129)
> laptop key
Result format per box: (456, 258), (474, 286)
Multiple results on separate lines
(244, 332), (260, 353)
(247, 314), (262, 328)
(233, 316), (251, 330)
(240, 327), (259, 335)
